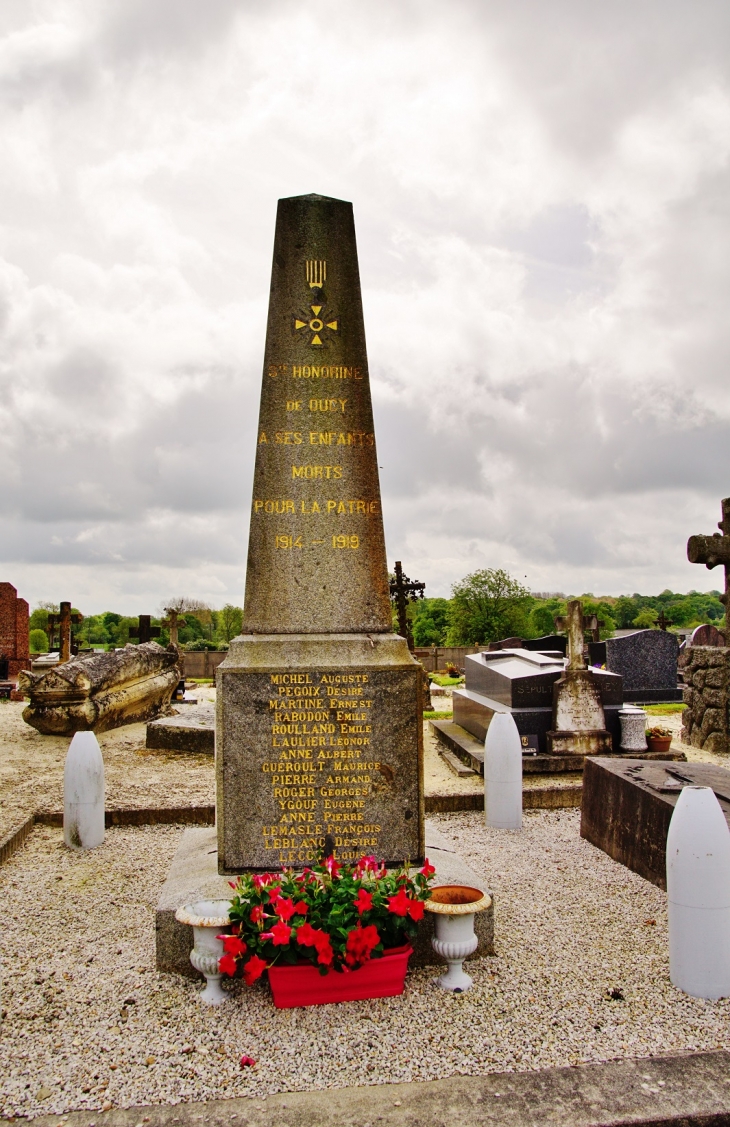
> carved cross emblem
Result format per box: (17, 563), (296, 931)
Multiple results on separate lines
(294, 305), (338, 347)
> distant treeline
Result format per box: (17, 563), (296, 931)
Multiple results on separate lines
(26, 572), (725, 654)
(397, 569), (725, 647)
(28, 602), (243, 653)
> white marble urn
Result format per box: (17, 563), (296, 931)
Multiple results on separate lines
(424, 885), (492, 992)
(175, 899), (232, 1005)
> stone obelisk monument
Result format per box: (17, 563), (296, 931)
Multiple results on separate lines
(217, 194), (424, 872)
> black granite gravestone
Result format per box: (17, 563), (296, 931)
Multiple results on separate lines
(604, 629), (680, 702)
(522, 634), (567, 656)
(452, 648), (623, 754)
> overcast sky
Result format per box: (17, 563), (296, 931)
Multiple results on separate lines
(1, 0), (729, 614)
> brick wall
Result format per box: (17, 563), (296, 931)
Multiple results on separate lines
(0, 582), (30, 679)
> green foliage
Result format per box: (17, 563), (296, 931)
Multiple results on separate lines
(217, 604), (243, 644)
(29, 628), (48, 654)
(528, 603), (559, 636)
(185, 639), (218, 651)
(580, 598), (616, 640)
(29, 607), (50, 631)
(447, 569), (533, 645)
(633, 608), (659, 629)
(412, 598), (450, 646)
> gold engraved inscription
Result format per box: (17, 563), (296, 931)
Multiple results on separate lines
(260, 670), (384, 863)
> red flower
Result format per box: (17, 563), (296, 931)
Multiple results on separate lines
(315, 937), (333, 966)
(387, 886), (411, 917)
(294, 900), (308, 915)
(345, 924), (380, 967)
(324, 855), (341, 877)
(218, 952), (238, 977)
(250, 904), (265, 925)
(218, 934), (247, 957)
(408, 899), (425, 922)
(239, 1054), (256, 1068)
(242, 955), (268, 985)
(295, 921), (315, 945)
(295, 923), (333, 965)
(252, 872), (278, 889)
(274, 897), (296, 922)
(266, 920), (292, 946)
(355, 854), (378, 874)
(420, 858), (436, 877)
(353, 888), (373, 915)
(267, 885), (282, 903)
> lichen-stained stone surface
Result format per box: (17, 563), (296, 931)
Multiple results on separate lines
(682, 646), (730, 754)
(20, 642), (180, 735)
(218, 195), (423, 872)
(243, 193), (391, 636)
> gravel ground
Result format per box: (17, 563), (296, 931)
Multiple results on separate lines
(2, 811), (729, 1119)
(0, 694), (216, 839)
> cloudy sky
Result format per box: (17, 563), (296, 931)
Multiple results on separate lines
(1, 0), (729, 613)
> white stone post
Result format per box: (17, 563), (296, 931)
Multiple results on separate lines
(484, 712), (522, 830)
(64, 731), (105, 850)
(667, 785), (730, 999)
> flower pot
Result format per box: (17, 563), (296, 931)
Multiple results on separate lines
(175, 899), (232, 1005)
(267, 944), (413, 1008)
(648, 736), (673, 754)
(424, 885), (492, 993)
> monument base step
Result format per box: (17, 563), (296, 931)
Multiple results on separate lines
(146, 704), (215, 754)
(430, 720), (687, 776)
(155, 822), (494, 979)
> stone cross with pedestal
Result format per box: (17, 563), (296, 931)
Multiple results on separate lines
(162, 608), (186, 648)
(682, 497), (730, 752)
(547, 599), (612, 756)
(216, 193), (424, 873)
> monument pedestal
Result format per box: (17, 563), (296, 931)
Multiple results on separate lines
(217, 633), (424, 872)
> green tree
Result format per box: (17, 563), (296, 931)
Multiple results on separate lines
(29, 606), (51, 631)
(217, 604), (243, 644)
(528, 604), (559, 637)
(29, 628), (48, 654)
(412, 598), (450, 646)
(447, 569), (533, 645)
(633, 608), (660, 629)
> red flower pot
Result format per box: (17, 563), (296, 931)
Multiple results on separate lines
(267, 945), (412, 1008)
(647, 736), (672, 754)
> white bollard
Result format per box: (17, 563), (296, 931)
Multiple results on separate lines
(64, 731), (105, 850)
(666, 785), (730, 999)
(484, 712), (522, 830)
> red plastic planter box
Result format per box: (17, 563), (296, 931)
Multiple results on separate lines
(267, 945), (413, 1008)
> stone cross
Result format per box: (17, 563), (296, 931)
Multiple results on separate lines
(565, 600), (587, 671)
(389, 561), (425, 651)
(161, 608), (186, 648)
(129, 615), (161, 645)
(554, 607), (598, 650)
(687, 497), (730, 641)
(48, 602), (83, 662)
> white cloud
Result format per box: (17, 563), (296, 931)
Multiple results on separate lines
(0, 0), (729, 612)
